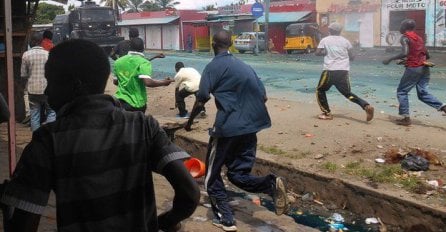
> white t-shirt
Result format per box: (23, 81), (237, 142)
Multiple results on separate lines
(317, 35), (352, 71)
(174, 67), (201, 92)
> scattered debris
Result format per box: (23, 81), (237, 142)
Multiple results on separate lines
(301, 193), (313, 202)
(247, 194), (261, 206)
(408, 171), (423, 177)
(411, 148), (444, 166)
(375, 158), (386, 163)
(378, 217), (388, 232)
(426, 180), (443, 188)
(365, 217), (379, 224)
(327, 213), (347, 231)
(401, 153), (429, 171)
(202, 203), (211, 208)
(314, 154), (324, 159)
(192, 216), (208, 222)
(384, 148), (405, 164)
(304, 133), (314, 138)
(313, 199), (324, 205)
(376, 137), (383, 142)
(377, 145), (384, 149)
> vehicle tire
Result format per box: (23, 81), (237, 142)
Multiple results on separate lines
(286, 50), (292, 54)
(239, 50), (245, 54)
(305, 46), (312, 54)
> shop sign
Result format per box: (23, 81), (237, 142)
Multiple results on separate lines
(385, 0), (427, 10)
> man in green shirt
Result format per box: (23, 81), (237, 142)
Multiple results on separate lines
(114, 38), (173, 113)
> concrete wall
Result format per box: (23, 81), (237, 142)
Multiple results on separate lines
(316, 0), (381, 48)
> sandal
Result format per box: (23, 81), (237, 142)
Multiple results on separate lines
(318, 113), (333, 120)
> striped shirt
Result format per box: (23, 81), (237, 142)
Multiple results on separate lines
(1, 95), (189, 231)
(20, 46), (49, 94)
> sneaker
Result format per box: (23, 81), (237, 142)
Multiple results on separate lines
(212, 218), (237, 231)
(396, 117), (411, 126)
(175, 113), (190, 119)
(365, 105), (374, 121)
(318, 113), (333, 120)
(199, 110), (207, 118)
(272, 176), (289, 216)
(441, 105), (446, 115)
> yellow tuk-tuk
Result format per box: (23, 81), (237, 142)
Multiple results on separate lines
(283, 23), (320, 54)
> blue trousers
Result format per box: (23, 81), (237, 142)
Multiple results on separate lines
(397, 67), (445, 117)
(204, 133), (274, 224)
(29, 94), (56, 132)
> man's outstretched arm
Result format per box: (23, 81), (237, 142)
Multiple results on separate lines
(158, 160), (200, 231)
(184, 100), (205, 131)
(383, 36), (409, 65)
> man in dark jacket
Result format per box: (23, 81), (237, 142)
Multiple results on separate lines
(185, 30), (288, 232)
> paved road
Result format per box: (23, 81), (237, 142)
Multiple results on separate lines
(149, 49), (446, 122)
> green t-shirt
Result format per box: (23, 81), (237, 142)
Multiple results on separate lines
(114, 53), (152, 108)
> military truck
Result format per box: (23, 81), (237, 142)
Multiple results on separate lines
(52, 0), (123, 53)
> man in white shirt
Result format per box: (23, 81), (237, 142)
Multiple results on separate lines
(21, 32), (56, 131)
(315, 22), (374, 122)
(173, 62), (204, 118)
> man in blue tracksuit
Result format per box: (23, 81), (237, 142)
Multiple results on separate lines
(185, 30), (288, 232)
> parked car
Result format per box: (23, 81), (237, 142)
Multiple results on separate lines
(234, 32), (266, 53)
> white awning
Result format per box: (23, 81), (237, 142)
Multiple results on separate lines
(118, 16), (179, 26)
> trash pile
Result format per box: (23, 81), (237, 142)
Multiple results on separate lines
(381, 148), (444, 170)
(375, 148), (446, 194)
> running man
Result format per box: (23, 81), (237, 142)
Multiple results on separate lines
(185, 30), (288, 232)
(172, 62), (205, 118)
(113, 37), (173, 113)
(383, 19), (446, 126)
(315, 22), (374, 121)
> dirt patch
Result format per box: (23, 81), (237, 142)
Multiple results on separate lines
(136, 78), (446, 231)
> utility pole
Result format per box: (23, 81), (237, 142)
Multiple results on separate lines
(264, 0), (270, 52)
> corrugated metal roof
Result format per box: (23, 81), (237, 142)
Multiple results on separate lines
(117, 16), (179, 26)
(257, 11), (311, 23)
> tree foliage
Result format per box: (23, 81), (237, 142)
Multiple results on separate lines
(153, 0), (179, 10)
(126, 0), (145, 12)
(140, 1), (161, 12)
(202, 5), (216, 11)
(100, 0), (128, 11)
(35, 2), (65, 24)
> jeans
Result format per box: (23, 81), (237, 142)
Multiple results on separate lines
(29, 94), (56, 132)
(397, 66), (445, 117)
